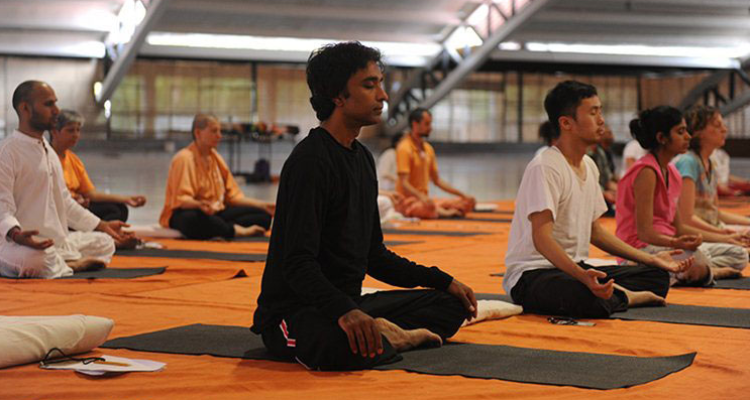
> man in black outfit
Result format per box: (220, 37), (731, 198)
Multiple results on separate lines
(251, 42), (477, 371)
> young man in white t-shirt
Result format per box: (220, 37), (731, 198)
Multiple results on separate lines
(503, 80), (694, 318)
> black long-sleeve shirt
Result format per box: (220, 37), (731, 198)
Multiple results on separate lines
(251, 128), (453, 333)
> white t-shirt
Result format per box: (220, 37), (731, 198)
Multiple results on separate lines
(377, 148), (397, 191)
(621, 140), (647, 176)
(503, 146), (608, 294)
(711, 148), (730, 185)
(534, 145), (549, 158)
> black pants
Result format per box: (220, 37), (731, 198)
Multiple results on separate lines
(169, 206), (272, 240)
(89, 201), (129, 222)
(510, 263), (670, 319)
(260, 289), (469, 371)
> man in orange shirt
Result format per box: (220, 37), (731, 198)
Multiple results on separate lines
(395, 108), (476, 219)
(50, 110), (146, 223)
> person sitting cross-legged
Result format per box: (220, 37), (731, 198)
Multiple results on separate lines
(252, 42), (477, 371)
(503, 81), (694, 319)
(50, 110), (146, 223)
(615, 106), (746, 285)
(159, 114), (274, 240)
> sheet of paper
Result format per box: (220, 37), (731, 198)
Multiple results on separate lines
(41, 355), (165, 375)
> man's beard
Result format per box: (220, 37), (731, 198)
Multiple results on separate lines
(29, 109), (54, 132)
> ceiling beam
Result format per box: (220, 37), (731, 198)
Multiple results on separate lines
(387, 0), (557, 135)
(152, 24), (438, 44)
(489, 49), (739, 70)
(97, 0), (170, 104)
(534, 10), (750, 30)
(168, 0), (462, 26)
(0, 1), (115, 33)
(721, 90), (750, 116)
(510, 31), (750, 48)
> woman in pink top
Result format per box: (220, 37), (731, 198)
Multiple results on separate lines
(616, 106), (746, 285)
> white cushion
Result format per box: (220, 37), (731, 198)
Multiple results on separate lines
(0, 315), (114, 368)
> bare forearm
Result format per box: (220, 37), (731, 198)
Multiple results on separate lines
(399, 176), (428, 200)
(435, 178), (465, 198)
(685, 214), (724, 234)
(532, 228), (586, 281)
(228, 196), (268, 209)
(637, 227), (677, 249)
(719, 210), (750, 226)
(86, 191), (128, 204)
(591, 223), (653, 265)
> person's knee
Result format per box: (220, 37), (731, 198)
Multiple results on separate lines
(641, 266), (670, 297)
(433, 290), (471, 329)
(98, 234), (116, 259)
(116, 203), (129, 222)
(731, 247), (749, 270)
(258, 213), (272, 229)
(12, 247), (57, 278)
(295, 326), (396, 371)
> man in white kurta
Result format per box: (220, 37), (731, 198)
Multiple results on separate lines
(0, 81), (122, 279)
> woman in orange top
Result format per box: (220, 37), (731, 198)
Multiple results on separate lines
(159, 114), (274, 239)
(50, 110), (146, 222)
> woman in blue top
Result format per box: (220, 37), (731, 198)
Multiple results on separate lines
(675, 105), (750, 251)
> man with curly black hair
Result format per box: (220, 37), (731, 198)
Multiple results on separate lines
(252, 42), (477, 371)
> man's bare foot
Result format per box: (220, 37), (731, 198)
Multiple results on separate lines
(234, 224), (266, 237)
(374, 318), (442, 352)
(67, 257), (106, 272)
(619, 286), (666, 308)
(712, 267), (743, 280)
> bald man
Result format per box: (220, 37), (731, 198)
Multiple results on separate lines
(0, 80), (129, 279)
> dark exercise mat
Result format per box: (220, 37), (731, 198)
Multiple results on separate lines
(382, 229), (489, 237)
(116, 248), (266, 262)
(461, 218), (512, 223)
(227, 236), (270, 243)
(472, 209), (514, 215)
(101, 323), (695, 390)
(0, 267), (167, 280)
(226, 236), (419, 247)
(475, 293), (750, 329)
(713, 277), (750, 290)
(60, 267), (167, 279)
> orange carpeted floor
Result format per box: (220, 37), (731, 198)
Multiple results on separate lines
(2, 199), (749, 399)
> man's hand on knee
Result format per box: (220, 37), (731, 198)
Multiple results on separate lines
(8, 228), (53, 250)
(447, 279), (478, 320)
(338, 309), (383, 358)
(580, 269), (614, 300)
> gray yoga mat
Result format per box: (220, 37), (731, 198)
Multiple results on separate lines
(100, 323), (695, 390)
(382, 229), (489, 237)
(0, 267), (167, 280)
(60, 267), (167, 279)
(462, 218), (512, 223)
(226, 236), (419, 247)
(487, 274), (750, 290)
(472, 209), (514, 215)
(116, 248), (266, 262)
(475, 293), (750, 329)
(713, 278), (750, 290)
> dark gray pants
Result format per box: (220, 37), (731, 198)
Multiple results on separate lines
(510, 262), (670, 319)
(260, 289), (469, 371)
(170, 206), (272, 239)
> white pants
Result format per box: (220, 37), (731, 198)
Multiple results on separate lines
(0, 231), (115, 279)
